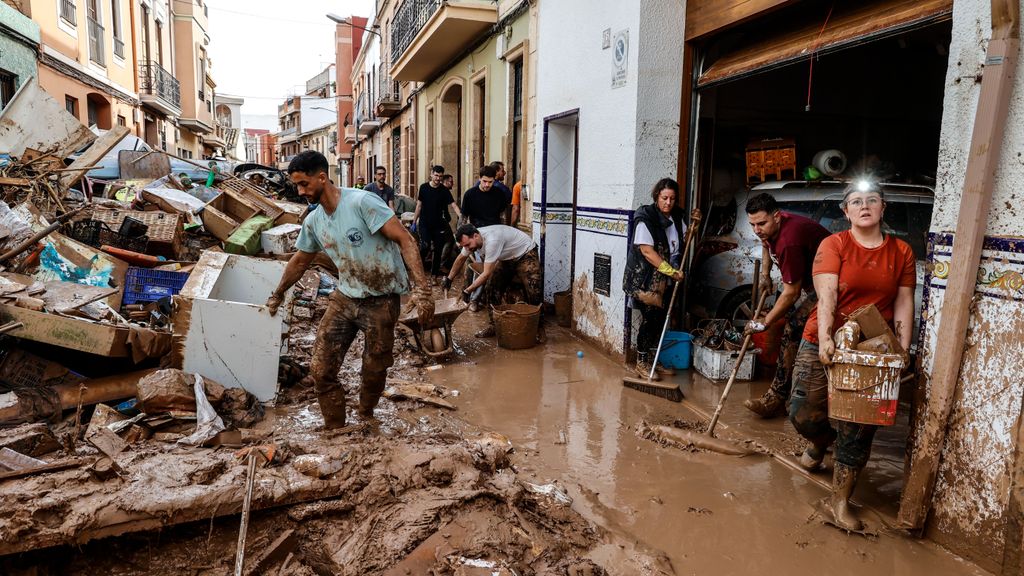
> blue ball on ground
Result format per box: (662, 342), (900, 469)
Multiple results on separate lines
(577, 350), (584, 358)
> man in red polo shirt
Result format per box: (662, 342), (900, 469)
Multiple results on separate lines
(742, 193), (831, 418)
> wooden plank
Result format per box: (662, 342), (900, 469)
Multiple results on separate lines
(0, 77), (96, 158)
(898, 25), (1020, 529)
(59, 126), (131, 190)
(0, 177), (31, 187)
(685, 0), (798, 41)
(0, 458), (91, 482)
(698, 0), (952, 87)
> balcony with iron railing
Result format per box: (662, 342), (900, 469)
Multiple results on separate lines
(87, 17), (105, 66)
(354, 92), (380, 136)
(59, 0), (76, 25)
(390, 0), (496, 81)
(138, 61), (182, 116)
(375, 68), (402, 118)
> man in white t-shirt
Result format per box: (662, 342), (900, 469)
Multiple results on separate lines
(442, 223), (544, 342)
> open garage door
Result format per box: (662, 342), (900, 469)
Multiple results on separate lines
(698, 0), (952, 88)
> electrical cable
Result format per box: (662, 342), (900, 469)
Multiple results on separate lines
(805, 2), (836, 112)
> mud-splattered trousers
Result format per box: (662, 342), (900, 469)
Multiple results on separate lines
(767, 293), (818, 401)
(788, 340), (877, 468)
(310, 290), (400, 425)
(485, 246), (543, 322)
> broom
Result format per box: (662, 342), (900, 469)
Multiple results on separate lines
(623, 210), (701, 401)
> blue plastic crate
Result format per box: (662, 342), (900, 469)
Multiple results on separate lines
(123, 267), (190, 305)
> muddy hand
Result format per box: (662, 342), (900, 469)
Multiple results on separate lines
(819, 336), (836, 366)
(414, 288), (435, 325)
(760, 274), (774, 296)
(744, 321), (766, 336)
(441, 276), (453, 291)
(266, 291), (284, 316)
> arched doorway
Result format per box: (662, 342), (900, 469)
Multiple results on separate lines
(440, 83), (463, 195)
(215, 104), (232, 127)
(86, 93), (111, 129)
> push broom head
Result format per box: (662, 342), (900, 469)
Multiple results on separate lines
(622, 376), (683, 402)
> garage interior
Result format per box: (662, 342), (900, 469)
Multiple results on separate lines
(681, 0), (953, 524)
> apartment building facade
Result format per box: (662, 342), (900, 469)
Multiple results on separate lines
(349, 1), (416, 198)
(172, 0), (215, 159)
(21, 0), (141, 133)
(0, 1), (40, 110)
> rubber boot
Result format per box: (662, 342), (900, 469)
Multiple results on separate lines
(652, 350), (676, 376)
(317, 389), (347, 429)
(635, 352), (662, 381)
(827, 463), (864, 532)
(744, 390), (786, 418)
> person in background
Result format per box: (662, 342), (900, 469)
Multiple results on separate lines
(742, 193), (831, 418)
(461, 165), (510, 310)
(354, 176), (366, 189)
(790, 180), (915, 532)
(266, 151), (433, 428)
(393, 186), (416, 216)
(414, 165), (462, 280)
(622, 178), (689, 380)
(510, 180), (523, 225)
(364, 166), (395, 211)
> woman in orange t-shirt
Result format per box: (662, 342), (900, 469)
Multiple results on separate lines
(789, 181), (915, 532)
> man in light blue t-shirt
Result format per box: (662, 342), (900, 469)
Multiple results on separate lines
(266, 151), (434, 428)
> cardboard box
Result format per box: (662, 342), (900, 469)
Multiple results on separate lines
(693, 343), (756, 381)
(846, 304), (905, 356)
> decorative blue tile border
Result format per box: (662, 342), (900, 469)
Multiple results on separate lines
(920, 231), (1024, 349)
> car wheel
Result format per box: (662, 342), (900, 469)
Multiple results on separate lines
(717, 287), (755, 327)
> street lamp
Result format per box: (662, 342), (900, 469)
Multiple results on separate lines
(326, 13), (382, 38)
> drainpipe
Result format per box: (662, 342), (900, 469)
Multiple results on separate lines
(898, 0), (1020, 531)
(129, 0), (140, 138)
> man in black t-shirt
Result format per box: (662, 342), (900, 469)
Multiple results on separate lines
(461, 164), (509, 228)
(415, 165), (462, 278)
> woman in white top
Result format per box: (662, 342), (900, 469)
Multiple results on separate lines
(622, 178), (687, 380)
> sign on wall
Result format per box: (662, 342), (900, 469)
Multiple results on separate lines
(612, 30), (629, 89)
(594, 253), (612, 296)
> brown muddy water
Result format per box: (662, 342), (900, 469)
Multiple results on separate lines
(433, 311), (987, 576)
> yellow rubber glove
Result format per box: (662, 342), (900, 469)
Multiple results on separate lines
(656, 261), (677, 278)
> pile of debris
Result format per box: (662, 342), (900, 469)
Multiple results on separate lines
(0, 81), (673, 574)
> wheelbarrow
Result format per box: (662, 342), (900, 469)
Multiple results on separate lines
(398, 292), (468, 360)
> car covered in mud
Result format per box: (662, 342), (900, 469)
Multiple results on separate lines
(691, 180), (933, 345)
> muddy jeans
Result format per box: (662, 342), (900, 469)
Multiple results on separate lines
(768, 293), (817, 400)
(788, 340), (878, 468)
(310, 291), (400, 422)
(485, 247), (543, 323)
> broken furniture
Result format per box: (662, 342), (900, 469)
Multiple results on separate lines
(745, 137), (797, 184)
(172, 251), (291, 401)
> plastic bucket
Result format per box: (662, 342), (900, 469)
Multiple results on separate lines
(826, 349), (904, 426)
(554, 290), (572, 327)
(658, 331), (692, 370)
(493, 303), (541, 350)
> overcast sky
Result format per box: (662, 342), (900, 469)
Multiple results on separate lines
(207, 0), (376, 128)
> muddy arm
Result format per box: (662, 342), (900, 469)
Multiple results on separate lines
(894, 285), (914, 353)
(272, 250), (316, 298)
(379, 216), (429, 288)
(465, 261), (497, 294)
(448, 252), (469, 281)
(762, 279), (801, 327)
(639, 245), (683, 281)
(812, 272), (839, 364)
